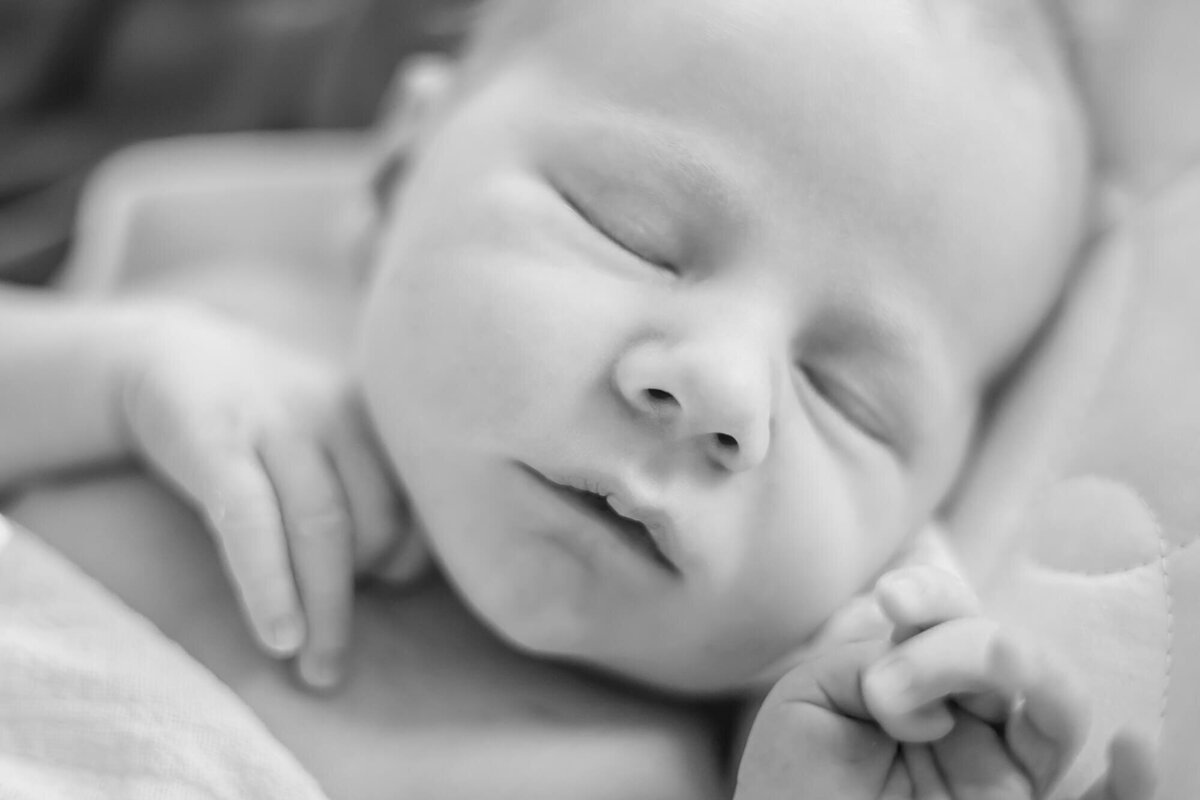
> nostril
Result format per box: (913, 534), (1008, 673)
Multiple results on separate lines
(644, 388), (679, 407)
(714, 432), (738, 450)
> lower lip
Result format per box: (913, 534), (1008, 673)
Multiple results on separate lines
(519, 466), (674, 574)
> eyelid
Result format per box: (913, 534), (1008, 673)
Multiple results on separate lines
(800, 365), (893, 448)
(553, 183), (678, 274)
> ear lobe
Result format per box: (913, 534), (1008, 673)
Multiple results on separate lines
(941, 205), (1134, 588)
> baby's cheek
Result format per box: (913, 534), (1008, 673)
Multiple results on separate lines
(744, 440), (905, 638)
(360, 254), (530, 440)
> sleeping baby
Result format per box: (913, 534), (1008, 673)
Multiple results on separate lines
(0, 0), (1154, 797)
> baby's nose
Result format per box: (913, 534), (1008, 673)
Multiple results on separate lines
(613, 337), (773, 471)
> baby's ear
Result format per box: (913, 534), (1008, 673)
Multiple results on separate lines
(940, 193), (1133, 588)
(370, 53), (460, 208)
(349, 54), (460, 282)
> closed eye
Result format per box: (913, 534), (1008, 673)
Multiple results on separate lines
(555, 186), (678, 275)
(801, 366), (892, 447)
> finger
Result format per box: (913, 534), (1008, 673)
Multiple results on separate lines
(863, 617), (1012, 742)
(933, 713), (1033, 800)
(327, 415), (405, 573)
(261, 434), (355, 691)
(327, 398), (430, 584)
(874, 565), (980, 644)
(1104, 732), (1157, 800)
(990, 637), (1091, 793)
(770, 638), (891, 720)
(124, 389), (307, 657)
(1077, 732), (1157, 800)
(879, 756), (914, 800)
(902, 743), (952, 800)
(202, 450), (307, 657)
(811, 593), (890, 649)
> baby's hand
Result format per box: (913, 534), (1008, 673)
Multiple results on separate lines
(735, 565), (1156, 800)
(114, 302), (426, 689)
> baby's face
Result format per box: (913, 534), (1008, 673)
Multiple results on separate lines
(356, 0), (1081, 691)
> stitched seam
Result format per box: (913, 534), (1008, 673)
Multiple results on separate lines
(1166, 537), (1200, 556)
(1156, 509), (1174, 752)
(1062, 476), (1172, 746)
(1032, 560), (1163, 579)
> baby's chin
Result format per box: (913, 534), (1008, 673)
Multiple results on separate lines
(501, 614), (807, 697)
(439, 553), (816, 695)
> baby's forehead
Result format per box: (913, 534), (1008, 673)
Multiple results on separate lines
(473, 0), (1079, 154)
(473, 0), (1064, 77)
(467, 0), (1085, 375)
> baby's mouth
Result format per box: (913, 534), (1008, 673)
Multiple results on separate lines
(524, 466), (679, 575)
(568, 486), (677, 572)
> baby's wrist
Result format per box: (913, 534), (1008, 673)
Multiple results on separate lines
(96, 299), (203, 457)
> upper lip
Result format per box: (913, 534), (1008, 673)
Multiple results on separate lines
(525, 465), (682, 574)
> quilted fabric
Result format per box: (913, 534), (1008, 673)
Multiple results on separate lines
(983, 3), (1200, 794)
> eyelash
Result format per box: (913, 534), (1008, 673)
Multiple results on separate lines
(557, 188), (678, 275)
(801, 366), (890, 446)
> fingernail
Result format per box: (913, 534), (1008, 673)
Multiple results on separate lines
(267, 615), (304, 654)
(298, 653), (342, 690)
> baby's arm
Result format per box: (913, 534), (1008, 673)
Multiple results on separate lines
(0, 286), (135, 486)
(734, 565), (1156, 800)
(0, 286), (426, 688)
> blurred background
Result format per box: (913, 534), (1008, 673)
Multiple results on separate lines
(0, 0), (473, 287)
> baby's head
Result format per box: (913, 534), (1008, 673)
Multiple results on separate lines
(354, 0), (1090, 692)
